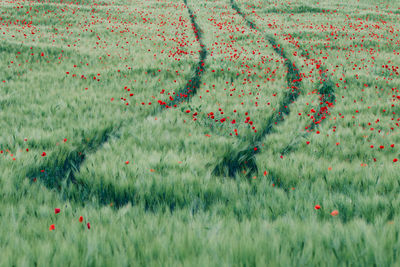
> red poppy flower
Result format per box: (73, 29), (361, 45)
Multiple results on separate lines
(331, 210), (339, 216)
(55, 208), (60, 214)
(49, 224), (55, 231)
(79, 216), (83, 223)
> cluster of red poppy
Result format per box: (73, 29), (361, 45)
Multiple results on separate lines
(49, 208), (89, 231)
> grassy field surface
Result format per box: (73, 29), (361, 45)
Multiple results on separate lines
(1, 0), (400, 265)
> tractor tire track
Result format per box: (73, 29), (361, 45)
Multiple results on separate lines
(29, 0), (208, 207)
(161, 0), (207, 109)
(280, 76), (335, 156)
(213, 0), (303, 177)
(214, 1), (336, 177)
(29, 125), (118, 191)
(277, 20), (335, 155)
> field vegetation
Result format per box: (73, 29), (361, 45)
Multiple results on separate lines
(1, 0), (400, 265)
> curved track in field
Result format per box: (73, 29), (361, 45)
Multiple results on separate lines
(213, 0), (302, 177)
(280, 77), (335, 156)
(162, 0), (207, 109)
(213, 0), (335, 177)
(29, 0), (208, 207)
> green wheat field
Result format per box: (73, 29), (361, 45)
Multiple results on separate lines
(1, 0), (400, 265)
